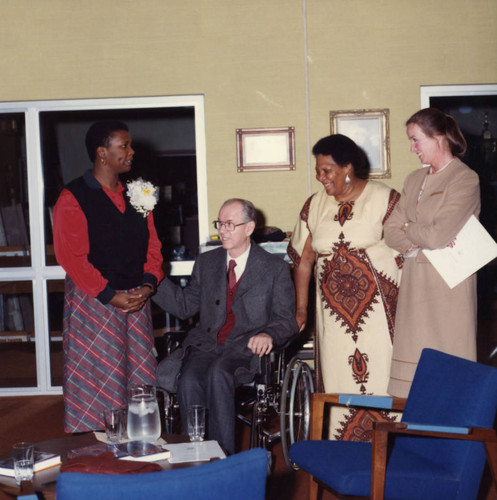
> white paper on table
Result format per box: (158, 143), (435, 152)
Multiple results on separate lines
(93, 432), (167, 446)
(164, 440), (226, 463)
(423, 215), (497, 289)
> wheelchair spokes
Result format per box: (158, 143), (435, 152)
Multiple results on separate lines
(280, 352), (315, 470)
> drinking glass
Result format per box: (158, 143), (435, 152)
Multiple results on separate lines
(12, 442), (34, 486)
(119, 407), (128, 441)
(104, 407), (126, 444)
(187, 405), (206, 442)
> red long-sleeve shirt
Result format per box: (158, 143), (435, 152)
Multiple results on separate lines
(53, 183), (164, 299)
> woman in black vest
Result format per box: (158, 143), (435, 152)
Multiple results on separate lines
(53, 121), (164, 433)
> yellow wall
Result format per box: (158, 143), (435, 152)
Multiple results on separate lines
(306, 0), (497, 194)
(1, 0), (496, 234)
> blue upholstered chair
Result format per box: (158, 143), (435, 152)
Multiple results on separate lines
(56, 447), (268, 500)
(290, 348), (497, 500)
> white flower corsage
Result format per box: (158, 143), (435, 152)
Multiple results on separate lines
(126, 178), (158, 218)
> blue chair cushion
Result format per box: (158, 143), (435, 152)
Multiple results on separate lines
(56, 447), (269, 500)
(290, 440), (465, 500)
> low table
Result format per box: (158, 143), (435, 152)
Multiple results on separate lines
(0, 432), (194, 500)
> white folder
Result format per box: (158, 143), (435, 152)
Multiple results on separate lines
(423, 215), (497, 289)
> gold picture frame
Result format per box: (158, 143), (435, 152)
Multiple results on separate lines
(330, 109), (391, 178)
(236, 127), (296, 172)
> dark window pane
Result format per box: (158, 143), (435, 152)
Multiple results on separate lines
(0, 115), (30, 268)
(47, 280), (64, 386)
(0, 280), (36, 387)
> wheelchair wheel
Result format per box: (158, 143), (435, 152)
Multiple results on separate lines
(280, 354), (314, 470)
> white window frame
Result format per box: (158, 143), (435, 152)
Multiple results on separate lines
(0, 95), (207, 395)
(421, 84), (497, 107)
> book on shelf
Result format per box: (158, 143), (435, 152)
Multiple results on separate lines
(0, 450), (61, 477)
(1, 204), (29, 247)
(0, 203), (34, 336)
(0, 210), (7, 246)
(68, 441), (171, 462)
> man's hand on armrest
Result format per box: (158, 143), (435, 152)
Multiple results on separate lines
(247, 333), (273, 357)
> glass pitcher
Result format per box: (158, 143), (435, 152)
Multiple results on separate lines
(127, 384), (161, 443)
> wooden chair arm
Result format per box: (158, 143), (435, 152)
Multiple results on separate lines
(371, 422), (497, 500)
(312, 392), (407, 410)
(309, 393), (407, 440)
(373, 421), (497, 442)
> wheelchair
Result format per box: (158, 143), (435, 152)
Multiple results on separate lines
(235, 336), (315, 470)
(155, 325), (315, 469)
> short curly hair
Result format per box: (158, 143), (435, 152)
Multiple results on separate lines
(312, 134), (370, 179)
(85, 120), (129, 163)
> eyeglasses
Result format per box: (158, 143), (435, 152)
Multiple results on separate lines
(212, 220), (247, 231)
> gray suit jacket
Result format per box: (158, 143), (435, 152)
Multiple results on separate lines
(153, 243), (298, 391)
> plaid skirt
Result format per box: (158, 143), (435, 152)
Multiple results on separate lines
(62, 277), (157, 433)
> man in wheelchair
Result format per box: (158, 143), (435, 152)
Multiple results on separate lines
(153, 198), (298, 454)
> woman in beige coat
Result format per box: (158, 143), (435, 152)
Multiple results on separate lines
(384, 108), (480, 398)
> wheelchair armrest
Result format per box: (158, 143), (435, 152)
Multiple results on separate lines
(255, 351), (280, 386)
(309, 393), (407, 440)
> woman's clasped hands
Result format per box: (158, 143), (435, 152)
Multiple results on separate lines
(110, 285), (154, 313)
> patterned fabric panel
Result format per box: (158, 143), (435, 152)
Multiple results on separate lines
(62, 277), (157, 432)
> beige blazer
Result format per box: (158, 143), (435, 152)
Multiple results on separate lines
(384, 159), (480, 397)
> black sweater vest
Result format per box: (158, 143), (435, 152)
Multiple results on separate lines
(66, 171), (149, 290)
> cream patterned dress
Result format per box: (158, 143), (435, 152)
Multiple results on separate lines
(288, 181), (402, 440)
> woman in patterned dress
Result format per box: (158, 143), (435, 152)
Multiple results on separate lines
(287, 134), (402, 440)
(53, 120), (164, 433)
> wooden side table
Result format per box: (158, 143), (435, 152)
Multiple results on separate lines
(0, 432), (192, 500)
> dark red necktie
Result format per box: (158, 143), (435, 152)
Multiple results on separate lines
(228, 259), (237, 289)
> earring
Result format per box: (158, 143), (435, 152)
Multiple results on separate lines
(345, 173), (351, 185)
